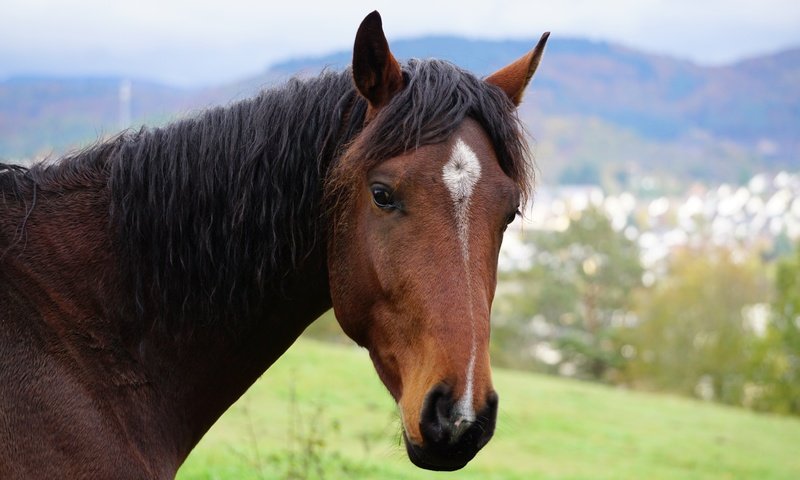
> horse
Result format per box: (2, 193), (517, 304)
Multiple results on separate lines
(0, 11), (548, 477)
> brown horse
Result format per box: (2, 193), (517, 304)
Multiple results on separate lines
(0, 11), (547, 477)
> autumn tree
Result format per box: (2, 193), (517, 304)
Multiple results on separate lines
(493, 207), (642, 381)
(748, 243), (800, 415)
(625, 247), (770, 406)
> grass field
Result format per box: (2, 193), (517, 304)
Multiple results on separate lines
(177, 338), (800, 479)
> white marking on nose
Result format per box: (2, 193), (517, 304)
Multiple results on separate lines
(454, 342), (477, 423)
(442, 138), (481, 423)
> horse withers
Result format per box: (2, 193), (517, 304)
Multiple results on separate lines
(0, 11), (547, 477)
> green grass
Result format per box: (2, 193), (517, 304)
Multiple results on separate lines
(178, 339), (800, 479)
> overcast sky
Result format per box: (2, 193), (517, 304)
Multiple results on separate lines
(2, 0), (799, 87)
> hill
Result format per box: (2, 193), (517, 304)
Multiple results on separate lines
(2, 36), (797, 184)
(177, 338), (800, 479)
(0, 77), (194, 158)
(264, 37), (799, 184)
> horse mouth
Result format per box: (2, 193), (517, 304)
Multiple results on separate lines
(402, 426), (491, 471)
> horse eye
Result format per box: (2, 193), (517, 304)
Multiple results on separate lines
(371, 185), (395, 209)
(504, 209), (521, 229)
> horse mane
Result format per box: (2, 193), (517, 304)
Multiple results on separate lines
(1, 59), (532, 329)
(0, 164), (32, 203)
(0, 164), (35, 253)
(109, 71), (366, 326)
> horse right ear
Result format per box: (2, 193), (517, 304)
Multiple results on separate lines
(352, 11), (404, 113)
(485, 32), (550, 106)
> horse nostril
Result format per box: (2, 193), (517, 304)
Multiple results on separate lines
(419, 383), (453, 444)
(419, 385), (501, 447)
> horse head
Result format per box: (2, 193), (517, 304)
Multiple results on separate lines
(326, 11), (548, 471)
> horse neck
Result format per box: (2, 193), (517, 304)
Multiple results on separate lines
(111, 229), (333, 470)
(144, 266), (333, 466)
(3, 80), (358, 472)
(114, 88), (360, 463)
(5, 211), (331, 475)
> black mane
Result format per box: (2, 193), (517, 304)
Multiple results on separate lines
(109, 71), (365, 324)
(2, 59), (532, 327)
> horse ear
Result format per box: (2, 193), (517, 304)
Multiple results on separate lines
(352, 11), (404, 111)
(485, 32), (550, 106)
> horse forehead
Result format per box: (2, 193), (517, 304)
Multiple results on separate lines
(411, 120), (499, 175)
(449, 118), (498, 158)
(440, 123), (506, 192)
(376, 120), (502, 190)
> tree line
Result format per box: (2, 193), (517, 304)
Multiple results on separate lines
(493, 207), (800, 416)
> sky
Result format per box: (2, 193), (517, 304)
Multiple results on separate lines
(2, 0), (799, 87)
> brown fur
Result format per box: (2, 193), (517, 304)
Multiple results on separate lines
(1, 174), (331, 478)
(0, 11), (547, 476)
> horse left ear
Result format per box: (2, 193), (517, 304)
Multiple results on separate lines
(485, 32), (550, 106)
(352, 11), (404, 112)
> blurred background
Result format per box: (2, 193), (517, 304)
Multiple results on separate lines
(2, 1), (799, 478)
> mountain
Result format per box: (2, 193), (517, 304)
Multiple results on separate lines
(1, 37), (797, 185)
(268, 37), (799, 184)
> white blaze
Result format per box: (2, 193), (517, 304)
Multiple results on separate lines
(443, 138), (482, 249)
(442, 138), (481, 423)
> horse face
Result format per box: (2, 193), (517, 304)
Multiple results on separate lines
(326, 11), (547, 471)
(328, 118), (519, 470)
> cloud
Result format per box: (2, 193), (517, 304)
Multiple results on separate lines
(1, 0), (798, 86)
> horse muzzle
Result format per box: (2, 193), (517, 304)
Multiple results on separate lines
(403, 383), (498, 471)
